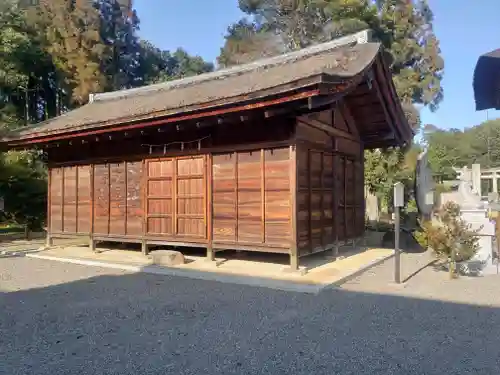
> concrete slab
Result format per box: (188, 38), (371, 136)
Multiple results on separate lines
(25, 245), (394, 293)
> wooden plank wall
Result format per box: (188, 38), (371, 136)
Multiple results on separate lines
(212, 148), (291, 251)
(49, 166), (92, 234)
(93, 161), (143, 237)
(48, 150), (291, 250)
(49, 161), (142, 236)
(297, 146), (364, 255)
(295, 104), (365, 256)
(297, 148), (336, 255)
(145, 156), (206, 240)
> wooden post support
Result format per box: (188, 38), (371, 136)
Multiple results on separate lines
(45, 234), (54, 248)
(334, 236), (339, 257)
(207, 244), (215, 262)
(89, 236), (96, 252)
(141, 240), (149, 256)
(290, 252), (299, 271)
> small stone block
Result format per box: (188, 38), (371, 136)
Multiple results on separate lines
(281, 266), (308, 276)
(150, 250), (185, 266)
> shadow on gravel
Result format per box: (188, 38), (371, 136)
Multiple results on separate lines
(1, 271), (499, 375)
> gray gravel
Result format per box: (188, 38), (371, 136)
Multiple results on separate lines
(2, 255), (500, 374)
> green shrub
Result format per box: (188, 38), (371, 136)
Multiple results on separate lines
(415, 202), (480, 277)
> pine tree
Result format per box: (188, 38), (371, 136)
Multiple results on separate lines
(138, 43), (214, 85)
(221, 0), (443, 112)
(28, 0), (107, 107)
(219, 0), (444, 204)
(94, 0), (142, 90)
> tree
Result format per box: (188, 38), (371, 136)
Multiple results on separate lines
(26, 0), (108, 107)
(219, 0), (444, 204)
(0, 0), (59, 127)
(138, 43), (214, 85)
(94, 0), (142, 90)
(0, 150), (47, 236)
(423, 119), (500, 179)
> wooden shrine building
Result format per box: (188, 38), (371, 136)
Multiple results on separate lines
(0, 30), (412, 269)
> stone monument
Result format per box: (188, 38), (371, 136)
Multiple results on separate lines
(442, 167), (497, 275)
(415, 149), (435, 219)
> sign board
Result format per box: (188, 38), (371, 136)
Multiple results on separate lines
(394, 182), (404, 208)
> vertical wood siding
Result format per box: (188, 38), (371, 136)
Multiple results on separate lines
(49, 161), (142, 236)
(296, 105), (365, 256)
(212, 148), (291, 249)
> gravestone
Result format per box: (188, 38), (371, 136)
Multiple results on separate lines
(442, 169), (496, 275)
(415, 149), (434, 219)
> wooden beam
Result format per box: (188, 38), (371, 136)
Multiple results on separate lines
(370, 66), (402, 145)
(297, 117), (358, 142)
(307, 95), (337, 110)
(338, 101), (360, 139)
(376, 56), (413, 141)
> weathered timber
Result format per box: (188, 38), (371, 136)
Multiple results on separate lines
(1, 33), (413, 270)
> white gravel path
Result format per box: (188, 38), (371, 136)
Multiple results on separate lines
(1, 255), (500, 374)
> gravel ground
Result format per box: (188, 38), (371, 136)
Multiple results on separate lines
(1, 255), (500, 374)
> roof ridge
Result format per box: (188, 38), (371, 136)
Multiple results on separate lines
(93, 29), (374, 103)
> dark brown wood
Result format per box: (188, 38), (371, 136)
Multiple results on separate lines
(46, 168), (52, 246)
(375, 57), (411, 141)
(61, 167), (65, 233)
(261, 148), (265, 243)
(338, 101), (361, 140)
(89, 164), (95, 251)
(297, 117), (357, 141)
(290, 145), (298, 269)
(207, 154), (214, 260)
(371, 67), (400, 144)
(42, 83), (377, 263)
(11, 89), (320, 146)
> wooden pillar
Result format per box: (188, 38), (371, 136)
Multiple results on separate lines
(45, 235), (54, 247)
(290, 145), (299, 270)
(89, 237), (96, 252)
(46, 167), (53, 247)
(141, 240), (149, 255)
(333, 153), (340, 257)
(206, 154), (215, 262)
(89, 164), (96, 252)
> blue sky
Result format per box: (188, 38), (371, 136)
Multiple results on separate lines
(135, 0), (500, 131)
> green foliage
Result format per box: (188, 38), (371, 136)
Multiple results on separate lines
(138, 43), (214, 85)
(0, 0), (57, 126)
(220, 0), (443, 111)
(415, 202), (480, 276)
(364, 144), (421, 211)
(424, 119), (500, 179)
(0, 151), (47, 231)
